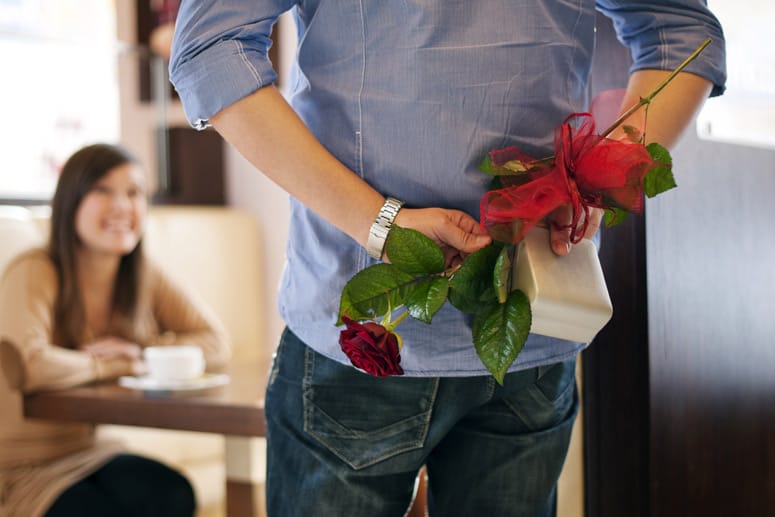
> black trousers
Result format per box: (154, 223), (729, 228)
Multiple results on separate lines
(45, 454), (195, 517)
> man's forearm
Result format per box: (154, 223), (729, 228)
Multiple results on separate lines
(613, 70), (713, 149)
(210, 85), (385, 248)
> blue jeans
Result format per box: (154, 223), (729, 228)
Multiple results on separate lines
(265, 328), (578, 517)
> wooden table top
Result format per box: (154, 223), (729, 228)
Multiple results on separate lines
(23, 359), (270, 437)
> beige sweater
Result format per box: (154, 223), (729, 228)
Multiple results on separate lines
(0, 249), (231, 517)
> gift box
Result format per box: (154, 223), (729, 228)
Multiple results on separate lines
(513, 227), (613, 343)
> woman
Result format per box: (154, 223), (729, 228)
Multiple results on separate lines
(0, 143), (231, 516)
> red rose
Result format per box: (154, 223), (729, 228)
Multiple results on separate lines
(339, 316), (404, 377)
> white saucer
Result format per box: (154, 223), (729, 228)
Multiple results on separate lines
(118, 373), (230, 392)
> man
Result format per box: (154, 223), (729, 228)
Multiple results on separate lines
(170, 2), (725, 515)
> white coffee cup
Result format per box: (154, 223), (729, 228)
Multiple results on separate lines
(144, 345), (205, 381)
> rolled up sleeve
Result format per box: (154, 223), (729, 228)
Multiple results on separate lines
(169, 0), (296, 129)
(596, 0), (727, 97)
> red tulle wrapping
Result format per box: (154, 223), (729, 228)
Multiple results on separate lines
(479, 113), (656, 244)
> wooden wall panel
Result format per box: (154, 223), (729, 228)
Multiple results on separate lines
(647, 133), (775, 516)
(584, 11), (775, 517)
(153, 127), (226, 206)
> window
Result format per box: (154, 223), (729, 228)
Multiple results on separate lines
(696, 1), (775, 150)
(0, 0), (120, 201)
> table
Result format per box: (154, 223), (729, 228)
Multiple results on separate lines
(23, 361), (269, 517)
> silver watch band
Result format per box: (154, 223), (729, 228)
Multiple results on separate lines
(366, 197), (404, 259)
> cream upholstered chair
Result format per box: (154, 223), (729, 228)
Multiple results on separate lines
(0, 205), (46, 275)
(0, 205), (267, 517)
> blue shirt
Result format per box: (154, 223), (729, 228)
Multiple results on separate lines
(170, 0), (725, 376)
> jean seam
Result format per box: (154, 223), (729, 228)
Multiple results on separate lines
(534, 362), (576, 404)
(501, 383), (577, 435)
(486, 376), (496, 401)
(420, 377), (440, 446)
(302, 343), (315, 445)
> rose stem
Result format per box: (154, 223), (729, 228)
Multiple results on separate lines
(599, 38), (712, 139)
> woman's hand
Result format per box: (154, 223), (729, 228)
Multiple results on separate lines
(393, 208), (492, 267)
(81, 337), (141, 359)
(80, 337), (147, 376)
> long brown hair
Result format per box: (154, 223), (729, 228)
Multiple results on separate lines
(49, 143), (145, 349)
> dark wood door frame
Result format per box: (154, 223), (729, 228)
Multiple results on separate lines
(581, 14), (651, 517)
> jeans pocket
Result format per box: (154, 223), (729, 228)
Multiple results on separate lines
(502, 358), (578, 433)
(302, 347), (438, 470)
(534, 358), (577, 406)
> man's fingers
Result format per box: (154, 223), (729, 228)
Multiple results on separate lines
(548, 205), (573, 256)
(584, 208), (604, 238)
(393, 208), (491, 267)
(546, 205), (604, 256)
(439, 219), (491, 254)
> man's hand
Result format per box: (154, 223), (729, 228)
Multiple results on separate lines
(546, 204), (603, 256)
(393, 208), (492, 267)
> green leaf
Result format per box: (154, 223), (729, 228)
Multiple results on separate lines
(478, 154), (499, 175)
(500, 159), (530, 174)
(604, 207), (630, 227)
(448, 244), (502, 313)
(478, 154), (531, 177)
(472, 290), (532, 384)
(646, 141), (672, 164)
(337, 264), (415, 324)
(621, 124), (643, 143)
(493, 245), (513, 303)
(338, 286), (358, 324)
(480, 153), (555, 188)
(405, 277), (449, 324)
(385, 226), (446, 276)
(644, 142), (677, 198)
(644, 164), (677, 198)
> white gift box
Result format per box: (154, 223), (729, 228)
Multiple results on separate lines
(512, 227), (613, 343)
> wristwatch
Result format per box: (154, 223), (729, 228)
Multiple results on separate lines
(366, 197), (404, 260)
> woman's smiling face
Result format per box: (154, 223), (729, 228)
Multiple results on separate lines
(74, 162), (147, 258)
